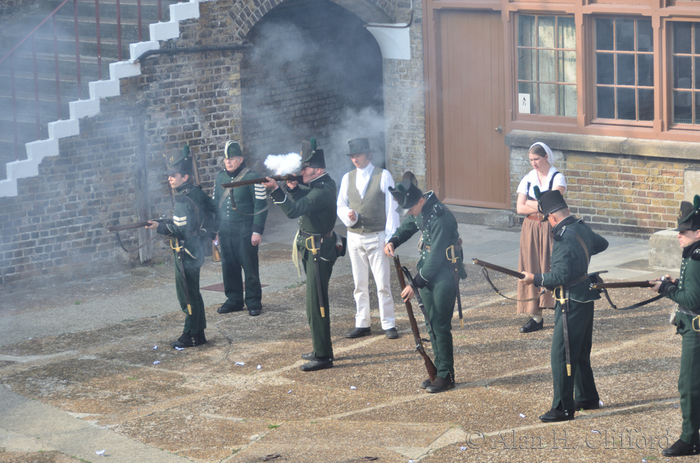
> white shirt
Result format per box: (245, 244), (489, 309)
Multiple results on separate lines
(337, 163), (400, 243)
(516, 166), (567, 198)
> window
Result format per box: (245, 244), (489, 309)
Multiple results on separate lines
(672, 22), (700, 125)
(517, 15), (577, 117)
(594, 18), (654, 121)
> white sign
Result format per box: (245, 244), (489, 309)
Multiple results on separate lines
(518, 93), (531, 114)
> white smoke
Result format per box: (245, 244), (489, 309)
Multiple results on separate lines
(264, 152), (302, 175)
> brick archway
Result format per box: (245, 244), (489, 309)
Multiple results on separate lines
(238, 0), (386, 181)
(231, 0), (394, 38)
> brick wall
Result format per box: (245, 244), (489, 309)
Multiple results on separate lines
(0, 0), (416, 286)
(509, 142), (692, 236)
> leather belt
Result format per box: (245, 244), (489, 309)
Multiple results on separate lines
(299, 230), (333, 240)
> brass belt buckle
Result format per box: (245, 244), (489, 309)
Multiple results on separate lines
(693, 314), (700, 333)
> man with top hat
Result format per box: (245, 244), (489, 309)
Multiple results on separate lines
(383, 174), (466, 393)
(147, 147), (219, 348)
(213, 141), (269, 317)
(337, 137), (400, 340)
(261, 139), (338, 371)
(520, 187), (608, 422)
(649, 196), (700, 457)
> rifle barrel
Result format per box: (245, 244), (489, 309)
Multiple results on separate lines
(107, 221), (151, 232)
(472, 258), (525, 279)
(222, 174), (302, 189)
(592, 281), (654, 289)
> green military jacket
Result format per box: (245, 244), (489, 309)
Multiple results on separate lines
(213, 164), (268, 235)
(390, 191), (466, 283)
(664, 240), (700, 313)
(157, 183), (219, 257)
(534, 216), (608, 302)
(270, 173), (338, 259)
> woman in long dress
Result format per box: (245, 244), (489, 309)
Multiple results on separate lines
(515, 142), (567, 333)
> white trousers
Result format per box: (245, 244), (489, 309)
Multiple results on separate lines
(347, 231), (395, 329)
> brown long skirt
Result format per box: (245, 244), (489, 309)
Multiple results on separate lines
(517, 218), (555, 314)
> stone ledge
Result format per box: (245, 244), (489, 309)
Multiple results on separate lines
(447, 205), (514, 228)
(506, 130), (700, 161)
(649, 230), (682, 270)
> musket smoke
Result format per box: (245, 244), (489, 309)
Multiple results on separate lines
(265, 153), (302, 175)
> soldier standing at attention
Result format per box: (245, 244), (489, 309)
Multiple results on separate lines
(213, 141), (268, 317)
(650, 197), (700, 457)
(383, 174), (466, 393)
(337, 137), (400, 340)
(262, 140), (338, 372)
(520, 188), (608, 422)
(147, 150), (219, 348)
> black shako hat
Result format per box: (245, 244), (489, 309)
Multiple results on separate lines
(675, 195), (700, 231)
(534, 186), (567, 218)
(166, 145), (193, 176)
(346, 137), (371, 156)
(300, 137), (325, 169)
(224, 141), (243, 159)
(389, 172), (423, 209)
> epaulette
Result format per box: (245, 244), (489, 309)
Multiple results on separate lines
(433, 202), (445, 216)
(691, 248), (700, 261)
(553, 225), (566, 241)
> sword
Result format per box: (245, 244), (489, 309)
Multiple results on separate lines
(553, 286), (571, 377)
(170, 238), (192, 316)
(446, 245), (463, 329)
(305, 235), (326, 318)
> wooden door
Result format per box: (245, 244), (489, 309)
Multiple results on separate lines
(432, 10), (509, 209)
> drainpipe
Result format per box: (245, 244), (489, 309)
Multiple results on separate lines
(136, 43), (251, 61)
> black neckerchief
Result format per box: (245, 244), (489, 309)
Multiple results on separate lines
(682, 240), (700, 259)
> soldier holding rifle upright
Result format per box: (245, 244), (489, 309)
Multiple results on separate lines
(519, 188), (608, 422)
(147, 149), (219, 349)
(649, 197), (700, 457)
(384, 174), (466, 393)
(261, 140), (338, 372)
(213, 141), (268, 317)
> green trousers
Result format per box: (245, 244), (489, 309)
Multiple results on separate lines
(419, 264), (455, 381)
(174, 240), (206, 335)
(676, 312), (700, 445)
(550, 299), (599, 411)
(302, 249), (335, 359)
(219, 220), (262, 310)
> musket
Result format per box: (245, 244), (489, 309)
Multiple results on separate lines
(107, 219), (170, 233)
(394, 255), (437, 382)
(472, 258), (524, 279)
(592, 281), (654, 289)
(222, 174), (302, 189)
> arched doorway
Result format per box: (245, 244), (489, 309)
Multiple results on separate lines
(241, 0), (385, 181)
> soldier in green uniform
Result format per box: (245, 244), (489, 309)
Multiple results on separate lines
(383, 175), (466, 393)
(650, 196), (700, 457)
(520, 188), (608, 422)
(213, 141), (268, 316)
(147, 150), (219, 348)
(262, 141), (338, 371)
